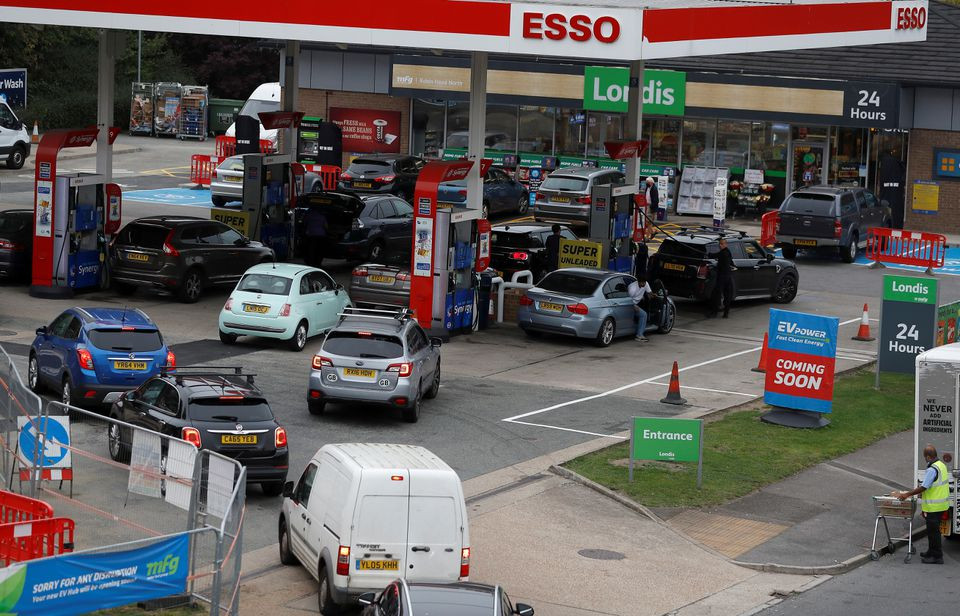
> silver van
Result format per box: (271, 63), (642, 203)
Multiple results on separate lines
(533, 166), (626, 226)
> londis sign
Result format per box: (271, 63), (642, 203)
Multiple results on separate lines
(764, 309), (839, 414)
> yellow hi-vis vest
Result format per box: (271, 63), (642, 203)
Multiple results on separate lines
(920, 460), (950, 513)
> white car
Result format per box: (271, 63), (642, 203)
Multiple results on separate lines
(218, 263), (352, 352)
(0, 100), (30, 169)
(211, 155), (330, 208)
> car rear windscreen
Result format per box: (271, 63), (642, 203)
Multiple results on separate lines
(492, 232), (542, 249)
(188, 398), (274, 421)
(538, 272), (601, 296)
(237, 273), (292, 295)
(322, 331), (404, 359)
(88, 329), (163, 352)
(115, 224), (169, 249)
(540, 176), (588, 192)
(0, 211), (30, 234)
(347, 160), (391, 175)
(782, 194), (836, 215)
(657, 239), (710, 259)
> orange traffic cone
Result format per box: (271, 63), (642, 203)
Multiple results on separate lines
(853, 304), (875, 341)
(752, 333), (770, 373)
(660, 361), (687, 405)
(31, 121), (39, 144)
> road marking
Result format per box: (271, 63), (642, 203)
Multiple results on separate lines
(646, 382), (757, 397)
(505, 419), (628, 440)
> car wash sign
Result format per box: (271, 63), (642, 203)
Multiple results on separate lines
(764, 309), (839, 413)
(879, 274), (938, 374)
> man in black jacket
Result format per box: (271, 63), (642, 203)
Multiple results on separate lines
(708, 237), (736, 318)
(645, 177), (660, 217)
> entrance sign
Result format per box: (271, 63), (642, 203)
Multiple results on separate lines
(558, 238), (603, 269)
(630, 417), (703, 487)
(879, 274), (938, 373)
(764, 309), (839, 414)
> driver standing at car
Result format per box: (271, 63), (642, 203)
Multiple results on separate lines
(628, 276), (652, 342)
(708, 237), (736, 319)
(303, 206), (328, 267)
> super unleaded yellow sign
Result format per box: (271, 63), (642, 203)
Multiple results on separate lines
(558, 238), (603, 269)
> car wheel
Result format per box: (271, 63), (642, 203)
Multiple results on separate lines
(262, 482), (283, 497)
(595, 317), (616, 347)
(6, 145), (26, 170)
(658, 302), (676, 334)
(317, 563), (341, 615)
(517, 193), (530, 215)
(425, 360), (440, 399)
(278, 518), (297, 565)
(61, 375), (75, 409)
(368, 240), (385, 262)
(482, 201), (490, 220)
(308, 399), (326, 415)
(211, 195), (227, 207)
(781, 245), (797, 260)
(108, 421), (131, 463)
(403, 387), (422, 423)
(774, 274), (798, 303)
(289, 321), (308, 352)
(28, 354), (41, 393)
(219, 330), (238, 345)
(177, 268), (203, 303)
(841, 233), (858, 263)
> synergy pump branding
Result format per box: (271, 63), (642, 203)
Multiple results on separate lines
(583, 66), (685, 115)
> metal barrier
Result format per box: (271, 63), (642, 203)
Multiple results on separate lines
(214, 135), (273, 158)
(866, 227), (947, 273)
(493, 270), (536, 323)
(190, 154), (223, 187)
(301, 163), (342, 191)
(760, 211), (778, 248)
(0, 516), (74, 565)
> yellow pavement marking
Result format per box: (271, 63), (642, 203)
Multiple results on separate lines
(668, 510), (789, 558)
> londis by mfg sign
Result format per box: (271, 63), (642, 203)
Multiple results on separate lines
(879, 274), (938, 374)
(583, 67), (685, 115)
(764, 309), (839, 414)
(558, 238), (603, 269)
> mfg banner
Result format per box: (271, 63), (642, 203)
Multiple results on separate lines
(0, 533), (189, 615)
(329, 107), (401, 154)
(764, 309), (839, 414)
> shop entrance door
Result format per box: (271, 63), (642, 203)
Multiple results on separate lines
(790, 142), (828, 192)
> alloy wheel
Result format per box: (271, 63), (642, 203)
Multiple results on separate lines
(28, 356), (38, 390)
(108, 424), (122, 459)
(601, 319), (615, 345)
(61, 379), (71, 407)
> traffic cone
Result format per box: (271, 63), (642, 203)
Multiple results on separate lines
(752, 333), (769, 373)
(853, 303), (875, 341)
(31, 121), (39, 144)
(660, 361), (687, 405)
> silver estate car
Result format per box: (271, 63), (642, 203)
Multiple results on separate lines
(533, 166), (626, 226)
(308, 308), (441, 422)
(349, 263), (411, 308)
(211, 155), (329, 207)
(517, 268), (677, 346)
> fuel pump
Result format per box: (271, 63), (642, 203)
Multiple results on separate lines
(586, 140), (646, 273)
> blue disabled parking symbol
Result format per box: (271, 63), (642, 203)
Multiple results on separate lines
(17, 416), (71, 468)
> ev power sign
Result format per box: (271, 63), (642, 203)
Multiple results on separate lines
(583, 67), (685, 115)
(879, 274), (938, 374)
(764, 309), (839, 414)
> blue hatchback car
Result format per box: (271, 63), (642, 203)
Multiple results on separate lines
(28, 307), (174, 407)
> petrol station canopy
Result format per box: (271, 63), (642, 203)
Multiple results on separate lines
(0, 0), (929, 61)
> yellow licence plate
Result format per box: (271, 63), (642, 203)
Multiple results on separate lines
(795, 239), (817, 247)
(343, 368), (376, 378)
(358, 560), (399, 571)
(221, 434), (257, 445)
(243, 304), (269, 313)
(113, 361), (147, 370)
(663, 262), (686, 272)
(368, 275), (395, 284)
(539, 301), (564, 313)
(353, 181), (373, 189)
(224, 175), (242, 183)
(551, 196), (570, 203)
(126, 252), (149, 262)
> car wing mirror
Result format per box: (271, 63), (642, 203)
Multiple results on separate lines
(430, 337), (443, 348)
(282, 481), (294, 498)
(515, 604), (535, 616)
(35, 326), (48, 336)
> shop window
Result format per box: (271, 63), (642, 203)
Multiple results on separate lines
(555, 109), (588, 157)
(445, 101), (470, 150)
(650, 118), (680, 166)
(485, 104), (518, 152)
(412, 99), (445, 159)
(682, 119), (716, 166)
(587, 113), (624, 158)
(831, 127), (866, 187)
(519, 106), (554, 154)
(715, 120), (750, 170)
(750, 122), (788, 172)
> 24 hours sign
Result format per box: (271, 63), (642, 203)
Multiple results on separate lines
(764, 309), (839, 414)
(879, 274), (938, 374)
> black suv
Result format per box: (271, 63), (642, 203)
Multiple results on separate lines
(110, 216), (275, 303)
(106, 366), (289, 496)
(490, 223), (577, 281)
(648, 227), (799, 304)
(337, 155), (424, 201)
(776, 186), (891, 262)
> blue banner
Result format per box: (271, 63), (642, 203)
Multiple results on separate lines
(764, 309), (840, 414)
(0, 533), (189, 615)
(0, 68), (27, 109)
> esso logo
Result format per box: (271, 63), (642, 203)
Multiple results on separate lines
(522, 12), (621, 44)
(896, 6), (926, 30)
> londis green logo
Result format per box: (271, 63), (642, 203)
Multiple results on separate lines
(146, 553), (180, 577)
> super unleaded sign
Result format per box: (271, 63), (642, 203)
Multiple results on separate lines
(764, 309), (839, 414)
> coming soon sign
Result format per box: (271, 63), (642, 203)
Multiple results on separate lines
(764, 309), (839, 414)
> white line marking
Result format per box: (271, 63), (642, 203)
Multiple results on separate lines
(506, 419), (628, 440)
(646, 382), (757, 397)
(502, 345), (761, 423)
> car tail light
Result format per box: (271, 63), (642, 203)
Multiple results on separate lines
(0, 239), (22, 250)
(76, 349), (94, 370)
(309, 390), (323, 399)
(336, 546), (350, 576)
(181, 427), (201, 448)
(279, 304), (291, 317)
(567, 303), (589, 315)
(84, 390), (96, 398)
(375, 175), (396, 184)
(460, 547), (470, 578)
(576, 195), (591, 205)
(312, 356), (333, 369)
(696, 265), (709, 279)
(224, 298), (233, 311)
(519, 295), (534, 306)
(834, 220), (843, 238)
(162, 229), (179, 257)
(340, 173), (353, 181)
(393, 397), (408, 406)
(396, 271), (411, 282)
(387, 362), (413, 377)
(511, 252), (529, 261)
(275, 427), (287, 448)
(166, 350), (176, 368)
(352, 267), (368, 278)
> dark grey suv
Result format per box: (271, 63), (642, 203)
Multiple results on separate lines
(776, 186), (891, 262)
(110, 216), (275, 303)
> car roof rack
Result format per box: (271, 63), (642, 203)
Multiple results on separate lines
(675, 225), (750, 240)
(160, 365), (256, 385)
(338, 306), (414, 322)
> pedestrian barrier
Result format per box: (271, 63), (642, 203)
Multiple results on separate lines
(214, 135), (273, 158)
(752, 332), (769, 373)
(301, 163), (342, 191)
(190, 154), (223, 187)
(660, 361), (687, 405)
(0, 516), (75, 565)
(760, 211), (778, 248)
(0, 489), (53, 523)
(853, 303), (875, 342)
(866, 227), (946, 273)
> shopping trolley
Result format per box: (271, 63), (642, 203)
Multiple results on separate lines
(870, 495), (917, 563)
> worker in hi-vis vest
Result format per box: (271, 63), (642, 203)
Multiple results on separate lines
(895, 444), (951, 564)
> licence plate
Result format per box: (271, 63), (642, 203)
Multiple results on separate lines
(224, 176), (242, 183)
(353, 181), (373, 189)
(368, 275), (395, 284)
(343, 368), (376, 378)
(551, 196), (570, 203)
(795, 239), (817, 247)
(113, 361), (147, 370)
(358, 559), (399, 571)
(126, 252), (149, 262)
(221, 434), (257, 445)
(539, 301), (563, 313)
(663, 262), (686, 272)
(243, 304), (269, 313)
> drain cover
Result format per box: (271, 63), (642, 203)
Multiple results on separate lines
(577, 549), (625, 561)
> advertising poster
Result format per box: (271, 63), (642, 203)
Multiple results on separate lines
(413, 217), (433, 277)
(764, 309), (839, 413)
(912, 180), (939, 215)
(936, 300), (960, 346)
(712, 175), (728, 228)
(35, 180), (52, 238)
(329, 108), (401, 154)
(0, 534), (189, 615)
(558, 238), (603, 269)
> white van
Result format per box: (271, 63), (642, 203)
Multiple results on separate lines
(0, 100), (30, 169)
(279, 443), (471, 615)
(225, 82), (280, 149)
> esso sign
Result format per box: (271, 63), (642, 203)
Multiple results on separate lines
(522, 12), (621, 44)
(896, 6), (926, 30)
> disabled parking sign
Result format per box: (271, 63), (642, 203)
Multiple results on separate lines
(17, 416), (72, 469)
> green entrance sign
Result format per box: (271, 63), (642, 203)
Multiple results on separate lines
(883, 274), (938, 304)
(583, 67), (686, 115)
(630, 417), (704, 487)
